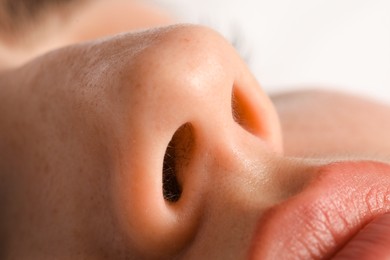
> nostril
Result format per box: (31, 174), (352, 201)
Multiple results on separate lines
(232, 84), (262, 137)
(162, 123), (195, 202)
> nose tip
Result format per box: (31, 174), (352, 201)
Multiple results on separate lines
(149, 24), (283, 151)
(145, 24), (287, 207)
(137, 24), (284, 197)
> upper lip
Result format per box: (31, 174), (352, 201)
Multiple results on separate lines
(248, 160), (390, 259)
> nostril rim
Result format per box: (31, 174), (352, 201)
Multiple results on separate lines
(232, 84), (261, 137)
(162, 123), (195, 202)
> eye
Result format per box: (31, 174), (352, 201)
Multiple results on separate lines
(162, 123), (195, 202)
(232, 85), (261, 136)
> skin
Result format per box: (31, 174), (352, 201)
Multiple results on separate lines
(1, 0), (390, 259)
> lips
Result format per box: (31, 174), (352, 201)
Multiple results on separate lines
(248, 160), (390, 259)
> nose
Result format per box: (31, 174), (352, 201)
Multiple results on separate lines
(112, 25), (292, 258)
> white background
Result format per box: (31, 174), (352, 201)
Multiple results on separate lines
(154, 0), (390, 103)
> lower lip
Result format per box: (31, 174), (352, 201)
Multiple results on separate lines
(249, 161), (390, 259)
(333, 212), (390, 259)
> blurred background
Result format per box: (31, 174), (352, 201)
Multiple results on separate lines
(153, 0), (390, 102)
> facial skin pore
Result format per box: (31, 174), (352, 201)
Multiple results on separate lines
(1, 1), (390, 259)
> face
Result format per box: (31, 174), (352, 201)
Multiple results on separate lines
(1, 1), (390, 259)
